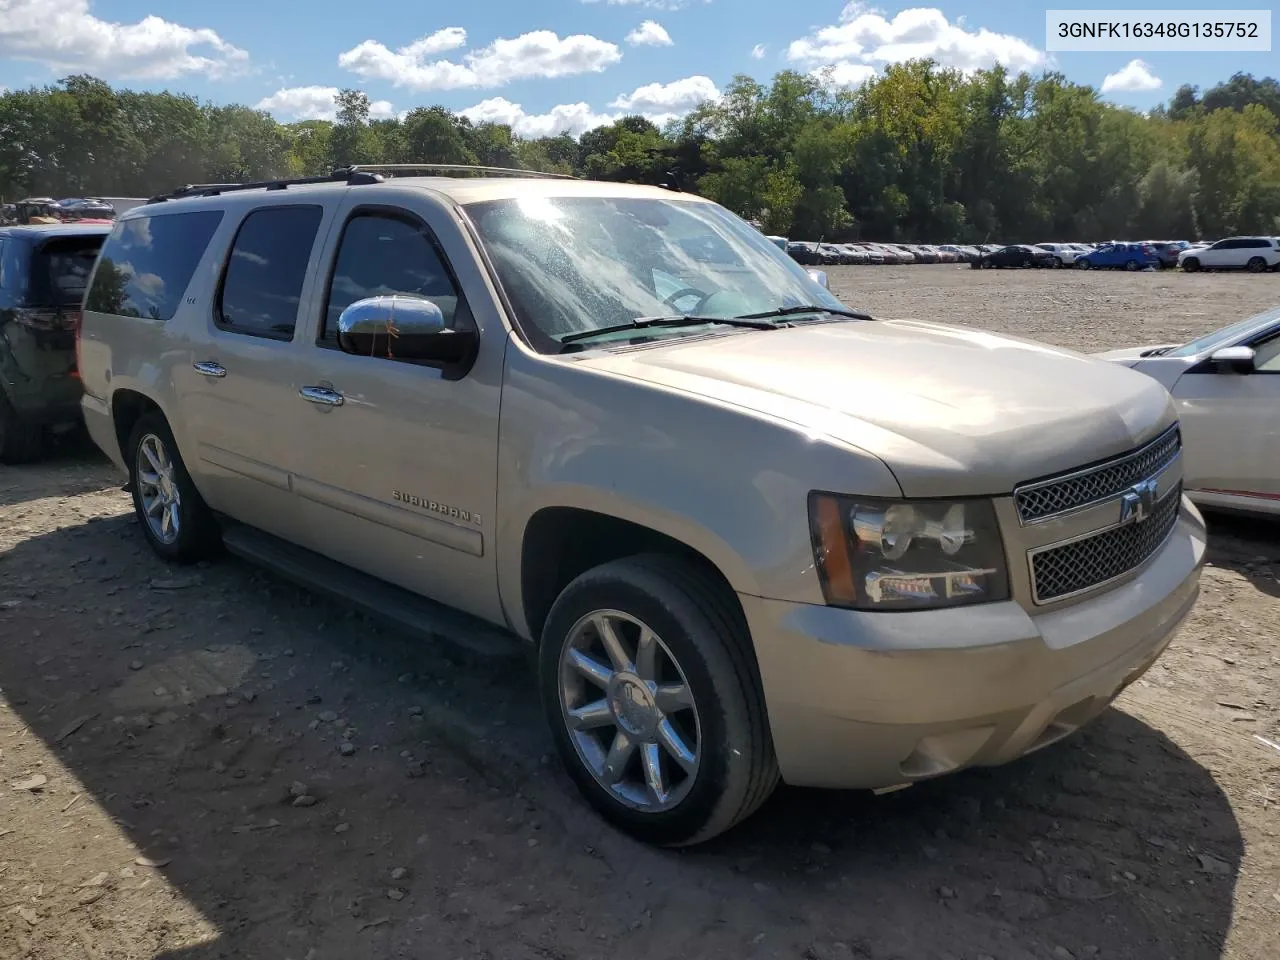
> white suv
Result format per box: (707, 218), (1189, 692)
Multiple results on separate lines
(1178, 236), (1280, 272)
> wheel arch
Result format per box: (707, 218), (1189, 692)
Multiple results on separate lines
(111, 388), (164, 464)
(515, 504), (750, 648)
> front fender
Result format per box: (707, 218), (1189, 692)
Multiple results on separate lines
(494, 343), (903, 639)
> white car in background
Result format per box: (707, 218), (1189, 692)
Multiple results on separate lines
(1178, 236), (1280, 272)
(1096, 305), (1280, 516)
(1035, 243), (1091, 267)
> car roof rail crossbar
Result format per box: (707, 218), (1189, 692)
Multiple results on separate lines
(344, 163), (579, 181)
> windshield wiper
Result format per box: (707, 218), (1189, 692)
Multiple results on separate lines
(732, 304), (876, 322)
(559, 314), (781, 346)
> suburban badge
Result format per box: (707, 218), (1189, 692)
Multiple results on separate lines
(392, 490), (481, 525)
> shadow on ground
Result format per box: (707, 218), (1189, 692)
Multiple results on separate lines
(0, 431), (115, 509)
(1203, 509), (1280, 600)
(0, 509), (1244, 960)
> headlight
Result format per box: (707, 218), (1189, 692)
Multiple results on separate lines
(808, 493), (1010, 610)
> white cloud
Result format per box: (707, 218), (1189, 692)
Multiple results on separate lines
(787, 4), (1044, 77)
(626, 21), (673, 47)
(610, 75), (719, 113)
(1101, 59), (1162, 93)
(459, 97), (619, 137)
(458, 75), (717, 138)
(339, 28), (622, 91)
(256, 86), (395, 122)
(0, 0), (248, 79)
(811, 62), (878, 88)
(399, 26), (469, 58)
(751, 44), (767, 60)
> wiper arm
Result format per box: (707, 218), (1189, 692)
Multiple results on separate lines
(559, 314), (781, 346)
(733, 304), (876, 322)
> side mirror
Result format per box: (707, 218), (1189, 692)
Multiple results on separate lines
(807, 269), (829, 289)
(337, 295), (476, 367)
(1209, 345), (1255, 373)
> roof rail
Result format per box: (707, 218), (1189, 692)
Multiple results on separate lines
(345, 163), (578, 180)
(144, 168), (371, 204)
(145, 162), (577, 204)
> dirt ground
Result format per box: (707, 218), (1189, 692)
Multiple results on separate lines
(2, 266), (1279, 960)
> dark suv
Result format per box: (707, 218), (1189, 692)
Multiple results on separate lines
(0, 223), (110, 462)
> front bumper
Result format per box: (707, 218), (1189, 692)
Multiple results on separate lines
(741, 500), (1206, 790)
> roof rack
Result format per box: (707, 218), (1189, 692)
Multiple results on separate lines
(145, 162), (577, 204)
(345, 163), (578, 181)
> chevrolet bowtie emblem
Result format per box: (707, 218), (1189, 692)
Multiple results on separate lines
(1119, 477), (1159, 525)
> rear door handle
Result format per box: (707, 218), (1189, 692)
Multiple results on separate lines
(299, 385), (344, 407)
(192, 361), (226, 378)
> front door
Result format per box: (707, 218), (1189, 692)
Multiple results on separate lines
(1198, 239), (1236, 269)
(175, 203), (332, 544)
(287, 197), (506, 625)
(1176, 327), (1280, 500)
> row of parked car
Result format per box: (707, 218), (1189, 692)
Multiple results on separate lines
(783, 237), (1280, 272)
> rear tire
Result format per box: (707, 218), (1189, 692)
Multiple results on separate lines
(127, 411), (221, 563)
(1051, 256), (1062, 268)
(0, 392), (44, 464)
(1125, 259), (1140, 271)
(539, 554), (778, 847)
(1182, 257), (1200, 272)
(1247, 257), (1267, 273)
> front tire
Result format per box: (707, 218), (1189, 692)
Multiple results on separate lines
(1125, 259), (1140, 271)
(127, 411), (221, 563)
(539, 554), (778, 846)
(1182, 257), (1200, 272)
(1077, 259), (1091, 269)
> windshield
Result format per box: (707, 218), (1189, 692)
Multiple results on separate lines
(29, 236), (105, 307)
(465, 195), (847, 348)
(1166, 306), (1280, 358)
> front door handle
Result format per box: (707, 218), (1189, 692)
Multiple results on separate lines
(299, 385), (344, 407)
(193, 361), (226, 378)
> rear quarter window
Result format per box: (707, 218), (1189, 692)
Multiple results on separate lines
(86, 210), (224, 320)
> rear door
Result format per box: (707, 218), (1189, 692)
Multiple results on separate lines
(286, 195), (506, 624)
(173, 202), (334, 543)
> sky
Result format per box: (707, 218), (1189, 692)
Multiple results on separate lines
(0, 0), (1275, 137)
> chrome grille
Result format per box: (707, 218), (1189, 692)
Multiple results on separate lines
(1014, 426), (1181, 523)
(1030, 486), (1181, 603)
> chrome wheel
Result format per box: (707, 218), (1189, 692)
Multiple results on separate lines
(136, 433), (181, 545)
(558, 610), (701, 812)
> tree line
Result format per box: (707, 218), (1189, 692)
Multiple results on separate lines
(2, 67), (1278, 242)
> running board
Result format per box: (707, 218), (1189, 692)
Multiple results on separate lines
(219, 521), (526, 661)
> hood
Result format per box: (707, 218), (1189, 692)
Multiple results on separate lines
(584, 319), (1177, 498)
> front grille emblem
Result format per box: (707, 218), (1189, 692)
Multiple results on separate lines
(1118, 477), (1159, 526)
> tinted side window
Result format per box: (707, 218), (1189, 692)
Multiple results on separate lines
(0, 239), (8, 289)
(1244, 238), (1269, 249)
(30, 236), (105, 307)
(321, 213), (464, 344)
(1214, 239), (1240, 250)
(217, 206), (323, 340)
(86, 211), (223, 320)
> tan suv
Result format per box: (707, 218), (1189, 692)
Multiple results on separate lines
(77, 165), (1205, 846)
